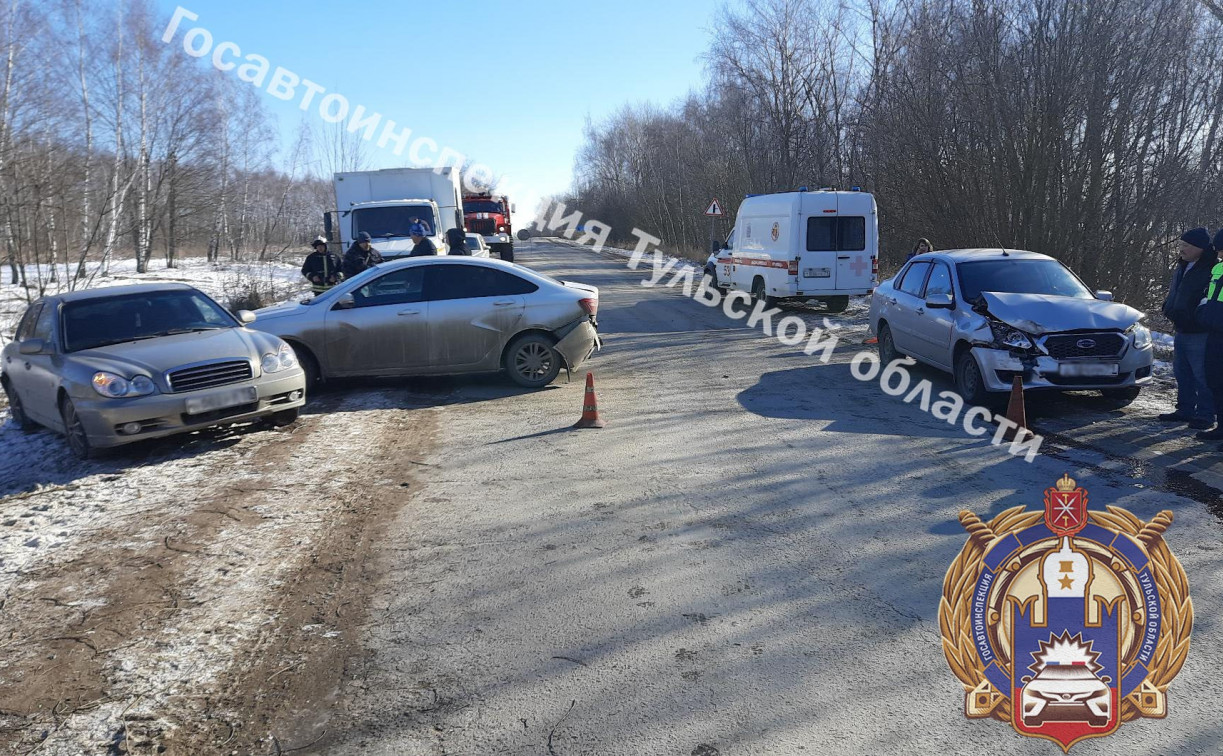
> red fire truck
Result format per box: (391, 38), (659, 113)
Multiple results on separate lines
(462, 193), (514, 261)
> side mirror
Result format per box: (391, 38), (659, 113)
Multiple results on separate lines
(18, 338), (46, 355)
(925, 292), (955, 309)
(236, 309), (257, 324)
(1095, 290), (1114, 301)
(334, 294), (355, 310)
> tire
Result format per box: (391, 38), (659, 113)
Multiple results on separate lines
(59, 396), (94, 460)
(955, 348), (1003, 410)
(1101, 386), (1141, 406)
(877, 323), (903, 365)
(504, 333), (561, 388)
(2, 378), (35, 432)
(265, 407), (300, 427)
(293, 345), (321, 398)
(823, 295), (849, 313)
(499, 244), (515, 263)
(750, 277), (776, 309)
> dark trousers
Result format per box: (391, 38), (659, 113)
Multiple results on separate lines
(1206, 332), (1223, 424)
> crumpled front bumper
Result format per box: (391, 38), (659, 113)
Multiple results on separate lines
(973, 344), (1154, 392)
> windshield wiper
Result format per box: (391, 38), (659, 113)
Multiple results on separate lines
(158, 326), (226, 336)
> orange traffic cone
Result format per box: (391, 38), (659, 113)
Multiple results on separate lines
(1002, 375), (1027, 440)
(573, 372), (606, 429)
(864, 336), (879, 345)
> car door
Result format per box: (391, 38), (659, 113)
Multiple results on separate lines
(906, 261), (956, 369)
(4, 303), (47, 424)
(22, 302), (62, 426)
(424, 264), (532, 370)
(323, 266), (429, 375)
(832, 215), (871, 291)
(887, 261), (931, 355)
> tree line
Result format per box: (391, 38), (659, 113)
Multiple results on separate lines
(569, 0), (1223, 309)
(0, 0), (345, 299)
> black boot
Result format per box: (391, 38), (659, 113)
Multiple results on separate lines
(1195, 424), (1223, 440)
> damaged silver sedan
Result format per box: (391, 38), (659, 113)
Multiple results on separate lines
(251, 257), (600, 390)
(870, 249), (1153, 407)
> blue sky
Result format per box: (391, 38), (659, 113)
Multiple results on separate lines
(156, 0), (727, 214)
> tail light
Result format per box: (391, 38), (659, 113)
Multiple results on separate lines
(579, 298), (598, 317)
(788, 259), (799, 276)
(871, 256), (878, 280)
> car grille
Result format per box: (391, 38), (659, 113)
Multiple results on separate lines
(1043, 333), (1125, 360)
(468, 218), (497, 235)
(167, 360), (253, 392)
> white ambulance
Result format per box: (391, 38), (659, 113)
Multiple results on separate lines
(711, 188), (878, 313)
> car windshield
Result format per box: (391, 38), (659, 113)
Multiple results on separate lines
(956, 259), (1093, 302)
(62, 289), (237, 351)
(464, 200), (502, 214)
(352, 206), (436, 238)
(465, 236), (482, 247)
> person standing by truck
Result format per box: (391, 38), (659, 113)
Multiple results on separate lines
(343, 231), (383, 278)
(408, 222), (438, 257)
(445, 227), (471, 256)
(301, 236), (343, 294)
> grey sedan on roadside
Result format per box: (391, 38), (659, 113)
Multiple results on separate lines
(2, 283), (306, 459)
(251, 257), (601, 389)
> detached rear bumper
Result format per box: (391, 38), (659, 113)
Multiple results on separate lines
(555, 320), (600, 372)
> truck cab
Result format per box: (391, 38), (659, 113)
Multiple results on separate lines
(716, 188), (877, 312)
(463, 193), (515, 261)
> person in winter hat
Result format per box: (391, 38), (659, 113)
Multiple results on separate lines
(1195, 227), (1223, 442)
(408, 222), (438, 257)
(445, 227), (471, 256)
(301, 236), (343, 294)
(1159, 227), (1217, 428)
(342, 231), (383, 278)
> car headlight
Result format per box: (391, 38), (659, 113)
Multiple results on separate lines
(1128, 323), (1152, 349)
(92, 371), (156, 398)
(989, 321), (1034, 350)
(262, 344), (297, 374)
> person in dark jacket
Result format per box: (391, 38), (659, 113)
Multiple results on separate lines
(445, 227), (471, 256)
(342, 231), (383, 278)
(906, 238), (933, 261)
(408, 222), (437, 257)
(301, 236), (343, 294)
(1195, 227), (1223, 441)
(1158, 227), (1217, 428)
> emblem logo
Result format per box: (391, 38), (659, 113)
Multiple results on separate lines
(771, 222), (780, 242)
(1075, 338), (1096, 350)
(940, 474), (1192, 751)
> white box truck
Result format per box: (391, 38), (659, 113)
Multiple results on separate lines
(710, 188), (878, 312)
(325, 167), (464, 259)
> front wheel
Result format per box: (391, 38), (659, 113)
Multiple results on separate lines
(750, 277), (776, 309)
(59, 396), (95, 460)
(955, 349), (1004, 410)
(504, 334), (561, 388)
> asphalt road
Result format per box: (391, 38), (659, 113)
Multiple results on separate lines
(298, 238), (1223, 756)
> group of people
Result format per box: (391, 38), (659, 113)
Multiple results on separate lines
(300, 225), (474, 294)
(1161, 227), (1223, 442)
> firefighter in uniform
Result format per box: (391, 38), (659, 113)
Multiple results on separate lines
(301, 236), (343, 294)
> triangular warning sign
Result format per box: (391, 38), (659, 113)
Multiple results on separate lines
(704, 198), (724, 217)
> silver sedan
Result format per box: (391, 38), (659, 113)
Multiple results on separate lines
(870, 249), (1153, 407)
(1, 283), (306, 458)
(251, 257), (601, 389)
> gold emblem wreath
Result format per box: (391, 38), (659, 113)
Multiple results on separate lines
(939, 505), (1193, 722)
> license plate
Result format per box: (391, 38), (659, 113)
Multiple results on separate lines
(804, 267), (831, 278)
(1058, 363), (1119, 377)
(185, 386), (258, 415)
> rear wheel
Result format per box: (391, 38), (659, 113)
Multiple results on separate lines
(504, 333), (561, 388)
(497, 243), (515, 263)
(750, 277), (776, 309)
(823, 295), (849, 313)
(59, 396), (94, 460)
(2, 378), (34, 432)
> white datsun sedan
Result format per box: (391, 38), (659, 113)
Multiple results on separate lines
(869, 249), (1153, 407)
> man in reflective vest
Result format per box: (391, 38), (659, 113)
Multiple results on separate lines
(1196, 227), (1223, 441)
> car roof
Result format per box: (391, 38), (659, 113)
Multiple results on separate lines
(42, 282), (200, 304)
(917, 248), (1055, 263)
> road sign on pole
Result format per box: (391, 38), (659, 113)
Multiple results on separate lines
(704, 198), (724, 217)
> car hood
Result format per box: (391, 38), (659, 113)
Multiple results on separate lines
(255, 300), (310, 320)
(980, 291), (1143, 334)
(375, 236), (444, 257)
(71, 328), (278, 376)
